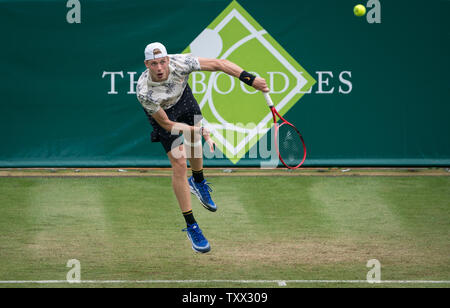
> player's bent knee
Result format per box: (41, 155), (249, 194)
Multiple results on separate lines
(170, 157), (187, 175)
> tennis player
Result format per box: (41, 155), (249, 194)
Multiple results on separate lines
(136, 42), (269, 253)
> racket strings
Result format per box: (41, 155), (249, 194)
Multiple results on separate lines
(277, 123), (305, 168)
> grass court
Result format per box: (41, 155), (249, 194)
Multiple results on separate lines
(0, 168), (449, 288)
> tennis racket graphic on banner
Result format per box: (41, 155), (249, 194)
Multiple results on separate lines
(263, 92), (307, 169)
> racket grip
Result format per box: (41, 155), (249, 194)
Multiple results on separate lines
(263, 92), (274, 107)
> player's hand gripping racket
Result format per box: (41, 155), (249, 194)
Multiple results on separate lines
(263, 92), (306, 169)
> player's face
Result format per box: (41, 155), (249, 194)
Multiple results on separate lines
(146, 57), (170, 82)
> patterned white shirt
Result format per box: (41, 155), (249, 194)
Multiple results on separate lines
(136, 54), (201, 115)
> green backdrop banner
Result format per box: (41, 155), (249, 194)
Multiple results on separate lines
(0, 0), (449, 167)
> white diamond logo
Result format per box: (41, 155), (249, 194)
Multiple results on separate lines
(183, 0), (315, 164)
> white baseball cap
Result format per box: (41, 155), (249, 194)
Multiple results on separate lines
(144, 42), (168, 60)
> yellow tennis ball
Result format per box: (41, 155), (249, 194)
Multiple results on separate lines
(354, 4), (366, 17)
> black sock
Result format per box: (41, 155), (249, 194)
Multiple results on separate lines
(183, 210), (196, 226)
(192, 169), (205, 183)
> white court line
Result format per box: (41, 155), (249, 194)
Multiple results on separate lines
(0, 279), (449, 285)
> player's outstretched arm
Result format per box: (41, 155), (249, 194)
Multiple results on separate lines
(198, 57), (269, 92)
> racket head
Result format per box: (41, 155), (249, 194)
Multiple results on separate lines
(274, 121), (306, 169)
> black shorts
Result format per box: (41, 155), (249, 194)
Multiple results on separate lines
(143, 84), (203, 153)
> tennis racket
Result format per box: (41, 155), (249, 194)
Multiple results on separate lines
(263, 92), (306, 169)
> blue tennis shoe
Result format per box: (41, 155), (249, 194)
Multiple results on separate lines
(182, 223), (211, 253)
(188, 176), (217, 212)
